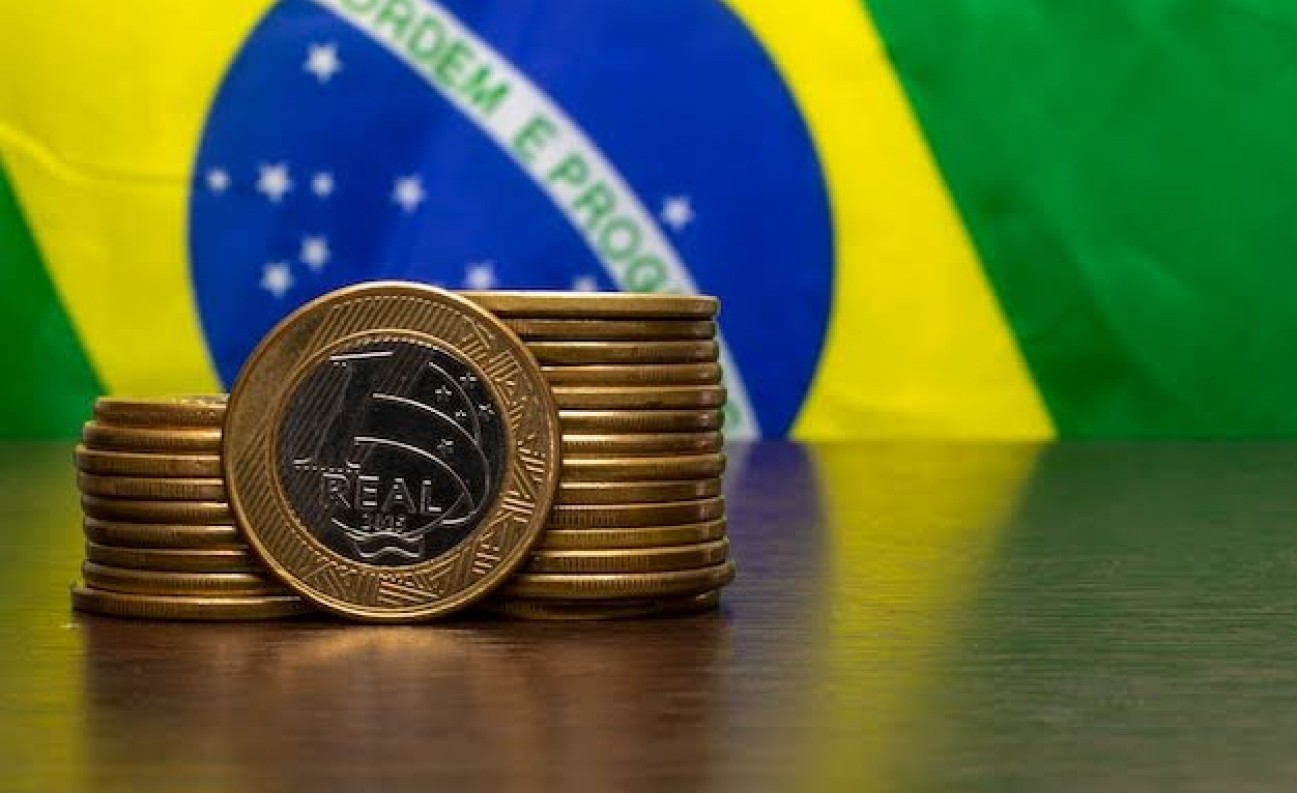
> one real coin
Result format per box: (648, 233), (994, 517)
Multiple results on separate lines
(223, 282), (562, 622)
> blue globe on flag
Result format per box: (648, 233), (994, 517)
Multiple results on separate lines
(190, 0), (833, 437)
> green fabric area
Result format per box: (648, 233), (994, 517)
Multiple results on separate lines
(0, 158), (100, 437)
(865, 1), (1297, 437)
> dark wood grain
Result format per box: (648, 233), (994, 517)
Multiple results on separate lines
(3, 440), (1297, 791)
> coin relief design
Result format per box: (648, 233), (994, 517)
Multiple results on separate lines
(275, 339), (506, 566)
(224, 284), (561, 621)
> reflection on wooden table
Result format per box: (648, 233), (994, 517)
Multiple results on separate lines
(2, 441), (1297, 790)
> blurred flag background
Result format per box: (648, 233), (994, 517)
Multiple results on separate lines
(1, 0), (1292, 440)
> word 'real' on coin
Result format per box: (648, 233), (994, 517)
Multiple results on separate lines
(223, 282), (561, 622)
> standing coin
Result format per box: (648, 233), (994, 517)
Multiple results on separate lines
(527, 340), (718, 365)
(71, 585), (312, 621)
(560, 409), (723, 434)
(82, 423), (223, 454)
(525, 539), (729, 574)
(537, 519), (728, 550)
(500, 561), (736, 601)
(550, 385), (726, 410)
(503, 318), (715, 341)
(81, 562), (288, 597)
(482, 590), (721, 621)
(561, 453), (726, 482)
(75, 446), (223, 478)
(77, 473), (226, 501)
(82, 517), (244, 549)
(460, 291), (718, 319)
(81, 495), (232, 524)
(224, 282), (562, 622)
(546, 497), (726, 529)
(540, 363), (723, 387)
(93, 396), (227, 428)
(85, 543), (259, 573)
(555, 478), (723, 505)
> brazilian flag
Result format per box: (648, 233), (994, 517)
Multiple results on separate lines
(1, 0), (1293, 439)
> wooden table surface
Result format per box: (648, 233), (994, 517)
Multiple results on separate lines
(3, 440), (1296, 791)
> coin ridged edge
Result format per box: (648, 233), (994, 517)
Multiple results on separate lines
(537, 518), (728, 550)
(75, 446), (224, 478)
(525, 538), (729, 574)
(483, 590), (722, 621)
(501, 560), (736, 600)
(71, 585), (312, 621)
(461, 290), (718, 319)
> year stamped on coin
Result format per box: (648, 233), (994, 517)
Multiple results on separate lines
(224, 283), (561, 621)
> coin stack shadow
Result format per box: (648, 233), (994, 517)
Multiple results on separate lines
(71, 397), (312, 620)
(463, 292), (736, 620)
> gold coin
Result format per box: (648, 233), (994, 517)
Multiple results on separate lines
(560, 409), (723, 433)
(561, 453), (726, 482)
(81, 561), (289, 597)
(78, 473), (226, 501)
(561, 432), (723, 457)
(551, 385), (726, 410)
(541, 362), (723, 386)
(70, 585), (312, 621)
(85, 542), (259, 573)
(546, 497), (726, 529)
(537, 519), (728, 550)
(93, 395), (227, 428)
(75, 446), (223, 478)
(460, 290), (717, 319)
(556, 478), (722, 505)
(525, 538), (729, 574)
(483, 590), (721, 621)
(527, 340), (718, 365)
(224, 282), (562, 622)
(81, 495), (232, 524)
(82, 517), (244, 549)
(501, 560), (736, 601)
(82, 422), (223, 454)
(503, 317), (715, 341)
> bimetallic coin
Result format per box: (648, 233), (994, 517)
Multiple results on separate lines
(560, 409), (723, 434)
(501, 560), (736, 601)
(81, 562), (289, 597)
(461, 290), (718, 319)
(555, 478), (723, 505)
(83, 517), (242, 549)
(525, 539), (729, 574)
(81, 495), (232, 525)
(75, 446), (223, 478)
(541, 363), (723, 387)
(546, 497), (726, 529)
(561, 453), (726, 482)
(85, 542), (259, 573)
(537, 519), (728, 550)
(551, 385), (726, 410)
(561, 432), (724, 457)
(71, 585), (312, 621)
(82, 423), (223, 454)
(78, 473), (226, 501)
(93, 395), (227, 428)
(224, 282), (561, 622)
(483, 590), (721, 621)
(503, 318), (715, 341)
(527, 340), (718, 366)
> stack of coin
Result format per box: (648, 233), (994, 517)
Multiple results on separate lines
(462, 292), (735, 620)
(71, 397), (312, 621)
